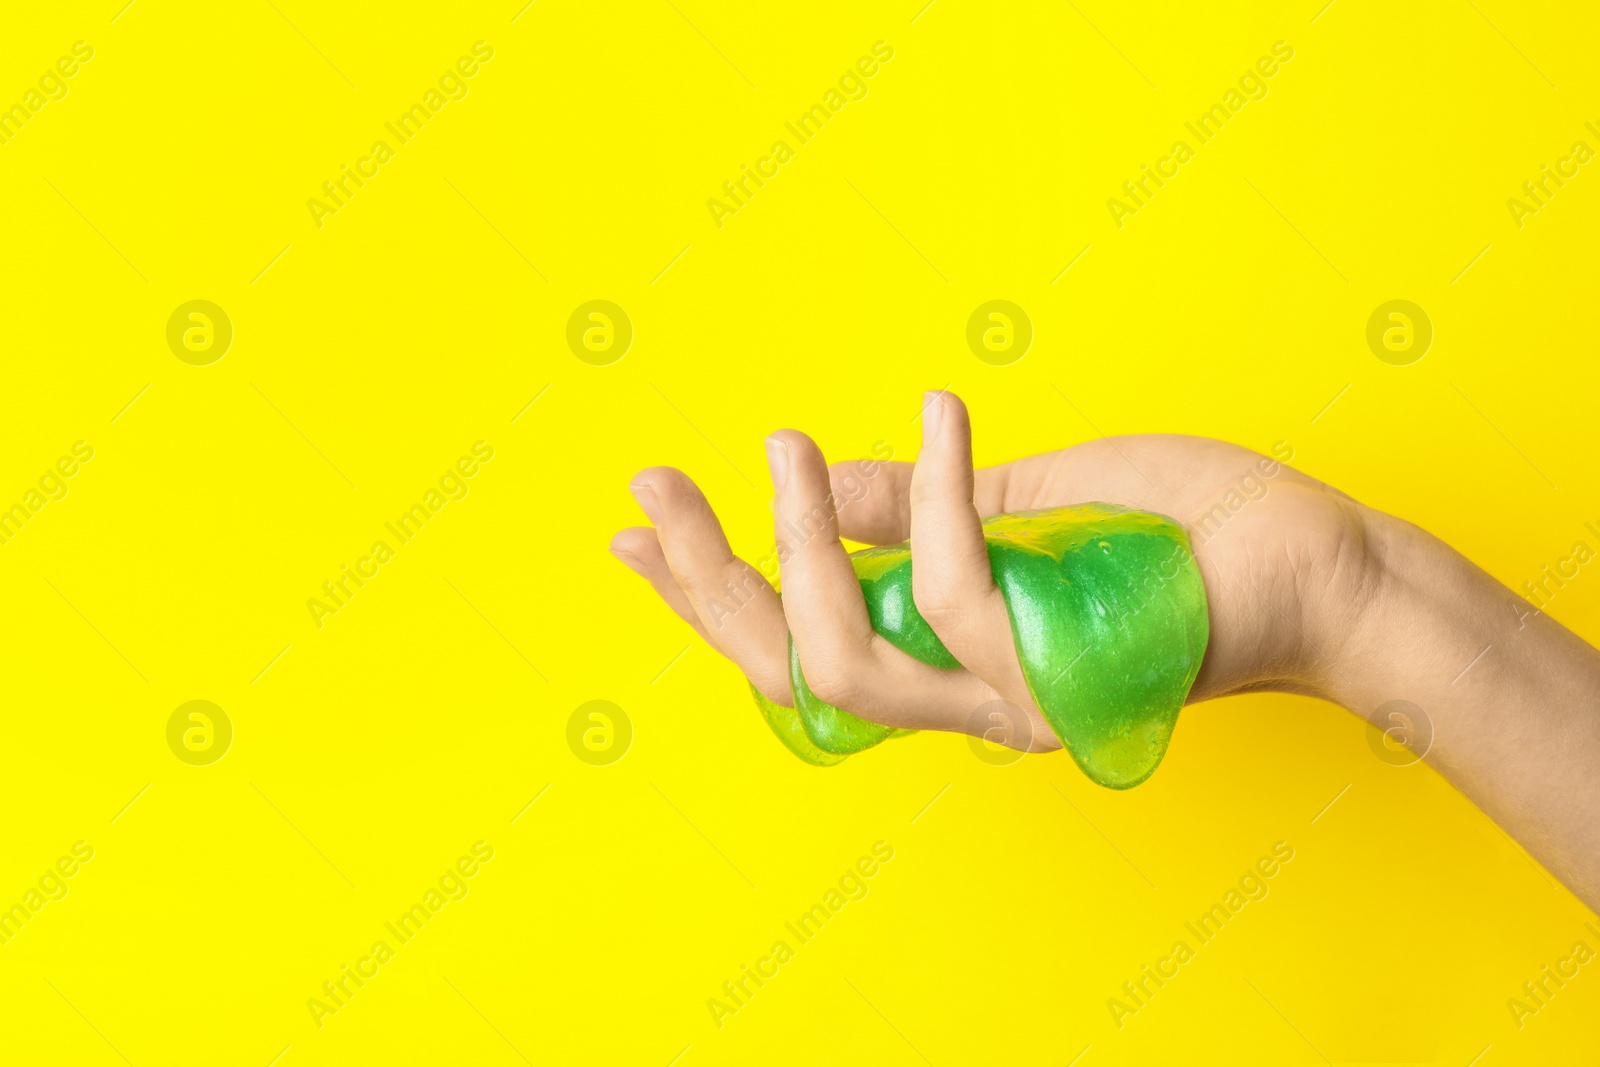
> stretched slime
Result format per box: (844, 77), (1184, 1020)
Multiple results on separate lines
(749, 504), (1210, 788)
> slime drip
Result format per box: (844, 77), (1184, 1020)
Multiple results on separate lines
(756, 503), (1210, 789)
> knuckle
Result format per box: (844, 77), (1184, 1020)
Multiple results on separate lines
(803, 658), (860, 707)
(721, 560), (768, 599)
(906, 481), (946, 513)
(784, 495), (837, 544)
(751, 670), (794, 707)
(917, 601), (967, 634)
(677, 570), (712, 603)
(911, 579), (969, 634)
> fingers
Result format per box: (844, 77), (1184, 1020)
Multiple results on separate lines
(768, 428), (1005, 732)
(623, 467), (793, 702)
(909, 391), (1038, 709)
(767, 430), (878, 668)
(611, 416), (1055, 749)
(829, 454), (1012, 546)
(828, 459), (911, 545)
(610, 527), (714, 647)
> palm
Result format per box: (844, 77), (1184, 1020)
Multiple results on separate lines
(838, 434), (1372, 705)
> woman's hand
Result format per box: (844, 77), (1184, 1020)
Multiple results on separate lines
(609, 390), (1382, 748)
(612, 392), (1600, 911)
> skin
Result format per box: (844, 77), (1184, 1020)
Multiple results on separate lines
(611, 391), (1600, 912)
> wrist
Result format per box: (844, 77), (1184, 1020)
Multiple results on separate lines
(1312, 504), (1526, 736)
(1188, 490), (1397, 708)
(1323, 502), (1600, 907)
(1311, 505), (1435, 714)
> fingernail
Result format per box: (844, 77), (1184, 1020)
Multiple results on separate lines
(610, 547), (647, 577)
(922, 391), (943, 442)
(765, 437), (789, 492)
(629, 483), (662, 524)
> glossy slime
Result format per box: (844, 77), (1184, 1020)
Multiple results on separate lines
(749, 504), (1210, 788)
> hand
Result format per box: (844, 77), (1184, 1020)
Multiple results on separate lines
(613, 395), (1600, 910)
(609, 391), (1382, 749)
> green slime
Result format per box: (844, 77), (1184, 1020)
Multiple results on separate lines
(751, 504), (1210, 788)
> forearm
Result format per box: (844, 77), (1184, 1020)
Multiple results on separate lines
(1326, 508), (1600, 910)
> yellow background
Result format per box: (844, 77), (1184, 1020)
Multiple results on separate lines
(2, 0), (1598, 1063)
